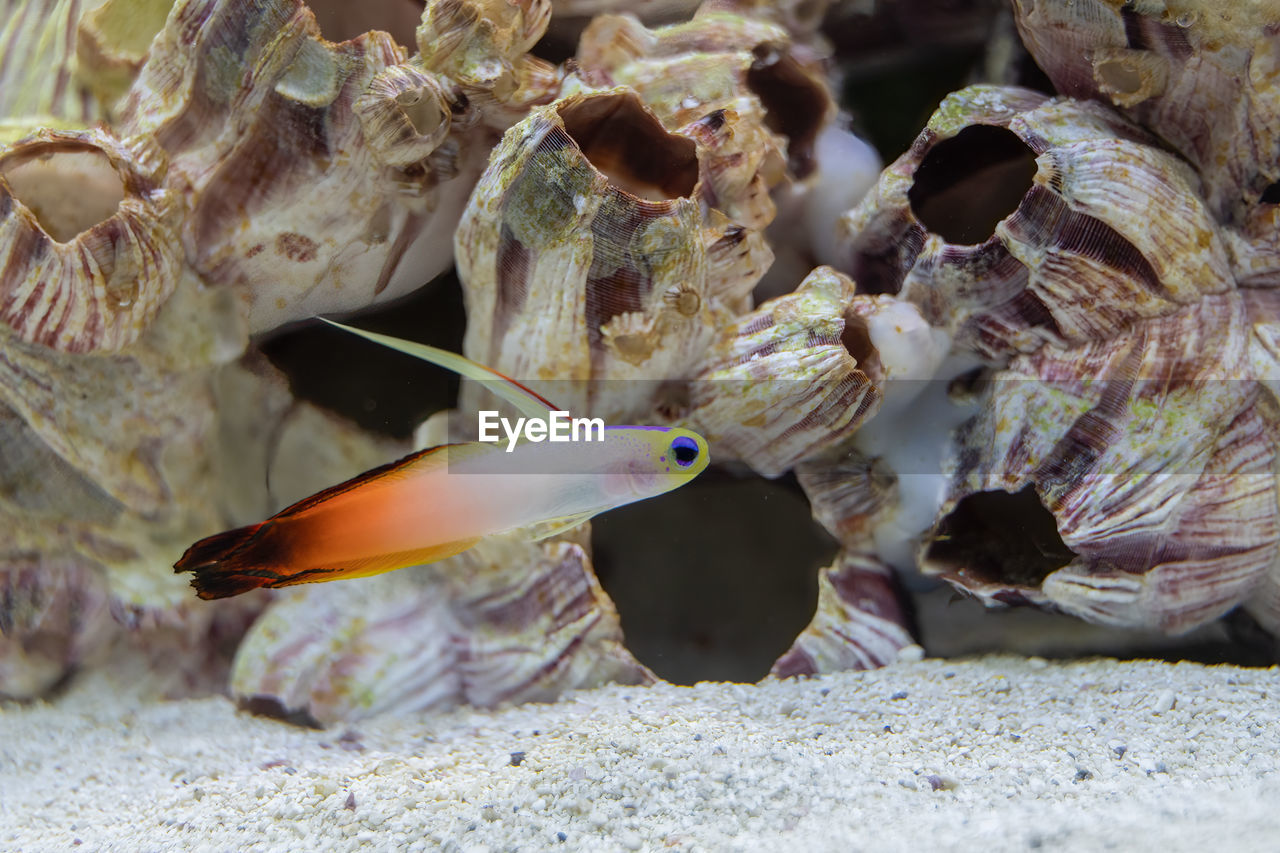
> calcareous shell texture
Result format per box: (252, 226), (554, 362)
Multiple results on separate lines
(73, 0), (177, 119)
(770, 552), (917, 676)
(456, 88), (772, 423)
(1011, 0), (1280, 226)
(417, 0), (552, 97)
(675, 266), (881, 477)
(0, 0), (111, 126)
(117, 0), (504, 333)
(837, 84), (1234, 362)
(0, 128), (182, 352)
(229, 532), (653, 725)
(576, 9), (832, 190)
(804, 80), (1280, 642)
(921, 292), (1280, 634)
(0, 266), (408, 697)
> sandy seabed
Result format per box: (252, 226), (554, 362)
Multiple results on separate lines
(2, 656), (1278, 852)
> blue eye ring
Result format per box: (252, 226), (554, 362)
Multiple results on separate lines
(670, 435), (700, 468)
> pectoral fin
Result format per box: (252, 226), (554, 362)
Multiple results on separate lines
(522, 510), (598, 542)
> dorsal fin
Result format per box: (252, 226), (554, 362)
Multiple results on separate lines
(319, 318), (561, 420)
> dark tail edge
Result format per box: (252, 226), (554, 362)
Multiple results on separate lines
(174, 523), (277, 600)
(187, 567), (277, 600)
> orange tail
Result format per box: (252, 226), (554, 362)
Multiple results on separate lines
(174, 521), (303, 600)
(175, 444), (481, 600)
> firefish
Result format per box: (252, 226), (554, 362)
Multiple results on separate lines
(174, 321), (709, 600)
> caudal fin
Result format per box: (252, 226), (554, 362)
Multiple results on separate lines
(174, 444), (471, 600)
(174, 523), (285, 600)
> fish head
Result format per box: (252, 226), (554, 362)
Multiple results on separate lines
(605, 426), (710, 500)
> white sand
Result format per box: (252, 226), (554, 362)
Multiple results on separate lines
(3, 656), (1278, 852)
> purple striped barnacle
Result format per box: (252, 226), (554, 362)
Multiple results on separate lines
(0, 128), (181, 353)
(837, 84), (1233, 361)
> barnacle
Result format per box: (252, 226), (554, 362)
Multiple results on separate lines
(771, 552), (917, 676)
(9, 0), (1280, 719)
(837, 85), (1233, 360)
(1011, 0), (1280, 224)
(922, 292), (1280, 633)
(677, 266), (880, 477)
(456, 88), (771, 422)
(229, 532), (652, 724)
(805, 81), (1280, 644)
(0, 128), (181, 353)
(116, 0), (509, 331)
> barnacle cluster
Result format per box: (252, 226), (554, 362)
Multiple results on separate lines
(3, 0), (1279, 721)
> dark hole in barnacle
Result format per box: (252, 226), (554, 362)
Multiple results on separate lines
(558, 94), (699, 202)
(0, 143), (126, 243)
(592, 470), (830, 685)
(1260, 182), (1280, 205)
(652, 380), (692, 421)
(923, 485), (1076, 589)
(840, 313), (884, 383)
(907, 125), (1038, 245)
(307, 0), (424, 49)
(746, 43), (828, 179)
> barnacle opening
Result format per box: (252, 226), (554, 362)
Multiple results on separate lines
(397, 88), (447, 137)
(907, 125), (1038, 245)
(0, 143), (126, 243)
(558, 94), (699, 202)
(922, 485), (1076, 589)
(308, 0), (424, 48)
(840, 313), (885, 382)
(746, 43), (828, 179)
(1261, 182), (1280, 205)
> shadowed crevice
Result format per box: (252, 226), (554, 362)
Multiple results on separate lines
(908, 125), (1038, 245)
(923, 485), (1077, 589)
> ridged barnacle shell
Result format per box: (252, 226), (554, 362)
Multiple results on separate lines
(0, 276), (235, 696)
(674, 266), (881, 477)
(838, 84), (1234, 361)
(116, 0), (489, 332)
(457, 88), (772, 423)
(1227, 197), (1280, 288)
(228, 532), (652, 724)
(417, 0), (557, 117)
(1010, 0), (1280, 225)
(1242, 288), (1280, 637)
(770, 552), (917, 677)
(0, 269), (410, 698)
(74, 0), (176, 118)
(576, 8), (833, 226)
(792, 292), (968, 568)
(354, 64), (455, 169)
(0, 0), (107, 125)
(919, 291), (1280, 634)
(0, 127), (182, 352)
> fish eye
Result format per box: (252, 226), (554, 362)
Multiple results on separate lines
(670, 435), (700, 468)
